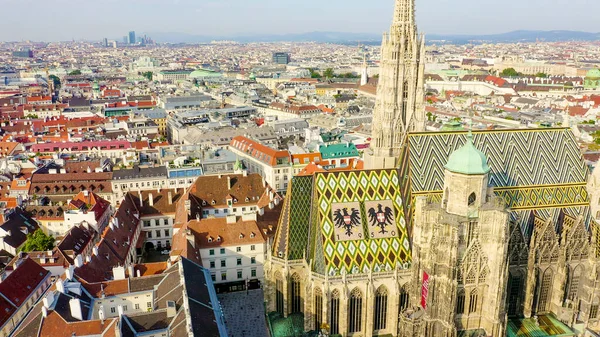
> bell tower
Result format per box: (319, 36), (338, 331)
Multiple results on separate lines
(409, 132), (510, 337)
(365, 0), (426, 169)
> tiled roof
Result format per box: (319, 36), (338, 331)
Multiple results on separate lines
(187, 217), (266, 249)
(187, 173), (277, 211)
(230, 136), (290, 166)
(0, 258), (49, 311)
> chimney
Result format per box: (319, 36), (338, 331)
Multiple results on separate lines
(138, 191), (143, 207)
(168, 191), (173, 205)
(117, 304), (124, 317)
(66, 265), (75, 281)
(74, 254), (83, 268)
(149, 193), (154, 207)
(42, 306), (48, 318)
(43, 291), (55, 309)
(93, 246), (99, 256)
(243, 170), (247, 177)
(227, 176), (232, 190)
(113, 266), (126, 280)
(98, 305), (105, 323)
(136, 269), (141, 278)
(56, 279), (65, 294)
(128, 265), (134, 278)
(69, 299), (83, 320)
(166, 300), (176, 318)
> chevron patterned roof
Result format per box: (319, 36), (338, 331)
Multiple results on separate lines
(407, 128), (588, 193)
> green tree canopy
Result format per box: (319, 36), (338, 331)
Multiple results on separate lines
(142, 71), (153, 81)
(308, 68), (321, 79)
(535, 72), (548, 78)
(323, 68), (335, 79)
(48, 74), (61, 89)
(68, 70), (82, 76)
(501, 68), (519, 77)
(20, 230), (54, 252)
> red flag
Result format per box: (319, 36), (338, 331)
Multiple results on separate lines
(421, 271), (429, 309)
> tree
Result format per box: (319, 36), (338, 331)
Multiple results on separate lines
(25, 114), (38, 119)
(308, 68), (321, 79)
(20, 230), (55, 252)
(48, 75), (61, 89)
(141, 71), (153, 81)
(68, 70), (82, 76)
(535, 72), (548, 78)
(323, 68), (335, 79)
(501, 68), (519, 77)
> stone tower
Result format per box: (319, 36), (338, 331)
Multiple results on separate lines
(365, 0), (426, 169)
(409, 133), (510, 336)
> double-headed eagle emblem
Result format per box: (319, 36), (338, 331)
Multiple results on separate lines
(368, 204), (394, 234)
(332, 207), (361, 237)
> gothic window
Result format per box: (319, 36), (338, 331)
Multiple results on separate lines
(466, 268), (476, 284)
(276, 275), (284, 315)
(348, 288), (363, 333)
(443, 188), (449, 208)
(538, 269), (553, 313)
(508, 273), (522, 317)
(314, 288), (323, 331)
(567, 266), (583, 301)
(399, 285), (410, 311)
(330, 290), (340, 335)
(468, 192), (476, 206)
(373, 286), (388, 331)
(469, 289), (478, 314)
(596, 211), (600, 219)
(456, 289), (465, 314)
(290, 274), (302, 314)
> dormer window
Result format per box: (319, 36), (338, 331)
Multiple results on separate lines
(211, 200), (216, 205)
(233, 198), (238, 203)
(216, 236), (222, 242)
(239, 233), (244, 239)
(202, 200), (206, 206)
(208, 237), (213, 243)
(250, 232), (255, 238)
(245, 197), (249, 202)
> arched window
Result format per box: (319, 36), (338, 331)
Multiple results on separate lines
(507, 273), (522, 317)
(399, 285), (410, 312)
(568, 266), (583, 301)
(468, 192), (476, 206)
(348, 288), (363, 333)
(330, 290), (340, 335)
(373, 286), (388, 331)
(456, 289), (465, 314)
(290, 273), (302, 314)
(314, 288), (323, 331)
(275, 272), (284, 315)
(538, 269), (553, 313)
(468, 289), (478, 314)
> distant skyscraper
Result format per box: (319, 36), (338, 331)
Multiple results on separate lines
(365, 0), (426, 169)
(272, 52), (291, 65)
(103, 38), (109, 47)
(128, 31), (136, 45)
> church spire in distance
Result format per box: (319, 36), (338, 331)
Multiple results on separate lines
(365, 0), (426, 170)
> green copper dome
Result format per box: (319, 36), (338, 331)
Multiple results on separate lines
(586, 68), (600, 79)
(445, 133), (490, 175)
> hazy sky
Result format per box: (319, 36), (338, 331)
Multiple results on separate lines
(0, 0), (598, 41)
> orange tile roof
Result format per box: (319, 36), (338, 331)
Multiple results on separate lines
(187, 217), (266, 249)
(230, 136), (290, 166)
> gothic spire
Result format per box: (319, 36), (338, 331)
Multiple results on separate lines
(364, 0), (426, 170)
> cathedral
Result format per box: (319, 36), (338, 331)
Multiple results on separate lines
(264, 0), (600, 336)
